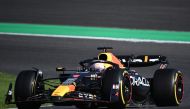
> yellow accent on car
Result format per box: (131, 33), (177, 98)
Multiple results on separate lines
(103, 63), (112, 69)
(144, 56), (148, 62)
(51, 85), (75, 97)
(174, 73), (180, 105)
(120, 80), (126, 105)
(98, 53), (124, 68)
(98, 53), (112, 61)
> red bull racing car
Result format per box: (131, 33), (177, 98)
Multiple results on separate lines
(5, 47), (184, 109)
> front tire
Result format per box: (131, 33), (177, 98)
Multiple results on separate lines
(153, 69), (184, 106)
(14, 70), (43, 109)
(101, 68), (131, 109)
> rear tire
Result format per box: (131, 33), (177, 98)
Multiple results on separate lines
(14, 70), (43, 109)
(153, 69), (183, 106)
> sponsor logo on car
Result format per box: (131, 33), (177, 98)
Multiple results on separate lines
(78, 93), (97, 99)
(130, 76), (150, 87)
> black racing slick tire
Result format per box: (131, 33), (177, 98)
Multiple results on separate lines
(14, 70), (44, 109)
(153, 69), (184, 106)
(101, 68), (131, 109)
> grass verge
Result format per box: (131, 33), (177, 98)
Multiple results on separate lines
(0, 72), (16, 109)
(0, 72), (61, 109)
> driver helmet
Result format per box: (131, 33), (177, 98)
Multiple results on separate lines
(90, 62), (112, 72)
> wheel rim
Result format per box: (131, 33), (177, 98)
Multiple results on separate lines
(174, 73), (184, 104)
(120, 75), (131, 105)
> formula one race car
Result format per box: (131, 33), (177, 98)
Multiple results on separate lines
(5, 47), (184, 109)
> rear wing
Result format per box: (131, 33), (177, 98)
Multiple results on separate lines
(117, 55), (168, 67)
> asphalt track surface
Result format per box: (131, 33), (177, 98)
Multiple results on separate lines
(0, 0), (190, 31)
(0, 35), (190, 109)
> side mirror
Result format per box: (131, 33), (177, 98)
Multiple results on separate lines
(56, 67), (65, 71)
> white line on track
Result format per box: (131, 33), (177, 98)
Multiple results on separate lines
(1, 32), (190, 44)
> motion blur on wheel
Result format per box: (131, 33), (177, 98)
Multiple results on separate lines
(5, 47), (184, 109)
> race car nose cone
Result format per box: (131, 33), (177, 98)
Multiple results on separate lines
(51, 85), (75, 97)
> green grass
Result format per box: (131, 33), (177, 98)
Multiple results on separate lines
(0, 72), (60, 109)
(0, 72), (16, 109)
